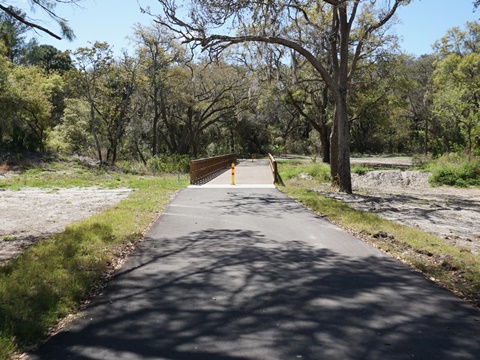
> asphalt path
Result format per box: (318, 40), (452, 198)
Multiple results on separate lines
(30, 187), (480, 359)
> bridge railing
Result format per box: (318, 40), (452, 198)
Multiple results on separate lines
(190, 154), (237, 184)
(268, 153), (278, 184)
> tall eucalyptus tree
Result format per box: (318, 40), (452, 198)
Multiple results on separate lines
(151, 0), (410, 193)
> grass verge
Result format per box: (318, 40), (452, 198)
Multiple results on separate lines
(277, 162), (480, 309)
(0, 162), (188, 358)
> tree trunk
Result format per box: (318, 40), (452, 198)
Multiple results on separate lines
(321, 127), (330, 164)
(135, 140), (147, 165)
(335, 6), (352, 194)
(330, 110), (339, 186)
(336, 93), (352, 194)
(90, 104), (102, 162)
(320, 86), (330, 164)
(152, 112), (159, 156)
(424, 117), (428, 156)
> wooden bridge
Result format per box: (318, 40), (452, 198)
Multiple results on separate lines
(189, 154), (277, 187)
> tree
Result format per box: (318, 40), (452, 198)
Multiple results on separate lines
(431, 21), (480, 156)
(0, 0), (81, 40)
(165, 61), (247, 157)
(152, 0), (410, 193)
(0, 62), (63, 151)
(22, 40), (73, 73)
(131, 24), (184, 156)
(47, 98), (91, 154)
(72, 42), (113, 162)
(432, 52), (480, 156)
(395, 54), (435, 155)
(72, 42), (139, 165)
(0, 6), (28, 62)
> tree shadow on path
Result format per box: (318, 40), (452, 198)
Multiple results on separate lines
(30, 228), (480, 360)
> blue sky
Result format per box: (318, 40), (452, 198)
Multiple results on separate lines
(26, 0), (480, 57)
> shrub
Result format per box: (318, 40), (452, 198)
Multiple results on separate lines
(428, 153), (480, 187)
(0, 335), (16, 360)
(351, 165), (374, 175)
(146, 154), (190, 174)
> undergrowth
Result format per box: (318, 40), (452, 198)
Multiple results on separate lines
(276, 161), (330, 183)
(351, 164), (375, 175)
(426, 153), (480, 187)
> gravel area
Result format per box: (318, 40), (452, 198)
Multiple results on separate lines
(0, 187), (132, 262)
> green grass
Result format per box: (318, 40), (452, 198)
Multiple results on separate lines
(276, 161), (330, 183)
(277, 162), (480, 308)
(351, 164), (374, 175)
(0, 162), (188, 358)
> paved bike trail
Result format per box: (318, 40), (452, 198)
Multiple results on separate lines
(30, 187), (480, 359)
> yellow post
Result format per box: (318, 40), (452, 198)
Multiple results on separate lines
(231, 162), (235, 185)
(251, 153), (255, 162)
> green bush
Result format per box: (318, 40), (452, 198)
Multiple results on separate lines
(0, 334), (16, 359)
(428, 153), (480, 187)
(146, 154), (190, 174)
(351, 165), (374, 175)
(304, 164), (330, 181)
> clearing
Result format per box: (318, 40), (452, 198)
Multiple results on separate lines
(0, 187), (132, 262)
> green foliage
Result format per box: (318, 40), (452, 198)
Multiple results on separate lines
(351, 164), (374, 175)
(0, 6), (28, 62)
(427, 154), (480, 187)
(0, 334), (16, 360)
(431, 22), (480, 156)
(22, 42), (73, 73)
(46, 98), (91, 154)
(0, 57), (64, 151)
(146, 154), (191, 173)
(0, 1), (77, 41)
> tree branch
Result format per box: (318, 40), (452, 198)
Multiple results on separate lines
(0, 4), (62, 39)
(198, 33), (338, 97)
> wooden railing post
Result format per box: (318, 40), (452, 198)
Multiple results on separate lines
(268, 153), (278, 184)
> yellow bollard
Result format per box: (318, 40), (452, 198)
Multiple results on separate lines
(231, 162), (235, 185)
(251, 153), (255, 162)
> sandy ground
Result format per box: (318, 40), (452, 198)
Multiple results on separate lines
(0, 187), (132, 262)
(317, 170), (480, 254)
